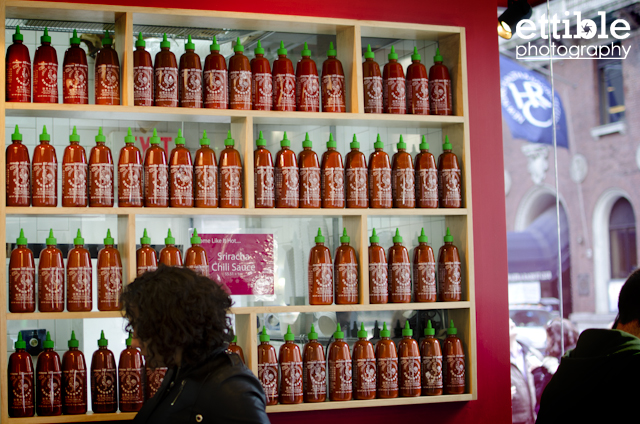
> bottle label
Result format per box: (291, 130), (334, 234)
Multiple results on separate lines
(187, 264), (209, 277)
(439, 168), (462, 205)
(37, 370), (61, 407)
(8, 59), (31, 100)
(63, 162), (87, 204)
(195, 164), (218, 204)
(407, 77), (429, 114)
(170, 164), (194, 203)
(255, 165), (274, 205)
(62, 369), (87, 406)
(346, 167), (367, 204)
(39, 266), (64, 305)
(98, 265), (122, 306)
(145, 164), (169, 203)
(430, 78), (452, 114)
(10, 266), (35, 307)
(10, 372), (34, 408)
(8, 160), (30, 204)
(220, 165), (243, 204)
(34, 62), (58, 102)
(392, 168), (415, 204)
(90, 163), (114, 204)
(390, 262), (411, 296)
(180, 68), (202, 106)
(300, 167), (321, 206)
(322, 74), (345, 112)
(273, 73), (296, 111)
(337, 263), (358, 298)
(155, 67), (178, 106)
(439, 260), (462, 298)
(377, 357), (398, 390)
(63, 63), (89, 103)
(422, 355), (443, 390)
(354, 358), (377, 394)
(118, 163), (143, 205)
(204, 69), (228, 108)
(446, 354), (465, 389)
(145, 368), (167, 400)
(258, 363), (279, 400)
(229, 70), (251, 109)
(137, 265), (158, 277)
(252, 72), (273, 110)
(418, 168), (438, 203)
(119, 367), (143, 404)
(370, 168), (392, 206)
(67, 266), (92, 307)
(33, 162), (57, 204)
(133, 65), (153, 105)
(414, 261), (436, 298)
(280, 360), (303, 397)
(92, 368), (116, 405)
(329, 359), (352, 395)
(309, 263), (333, 301)
(383, 76), (406, 114)
(95, 64), (120, 104)
(321, 167), (344, 207)
(275, 166), (299, 207)
(296, 74), (320, 111)
(363, 76), (383, 113)
(304, 359), (326, 396)
(368, 262), (388, 295)
(400, 356), (421, 390)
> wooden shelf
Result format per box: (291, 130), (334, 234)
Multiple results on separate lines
(7, 311), (123, 320)
(5, 412), (136, 423)
(230, 301), (470, 314)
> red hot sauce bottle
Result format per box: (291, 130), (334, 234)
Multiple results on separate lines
(345, 134), (368, 208)
(444, 320), (465, 394)
(118, 333), (144, 412)
(383, 46), (406, 114)
(91, 331), (118, 413)
(321, 133), (344, 208)
(229, 37), (252, 110)
(308, 228), (333, 305)
(362, 44), (382, 114)
(274, 132), (298, 208)
(95, 31), (120, 106)
(63, 30), (89, 105)
(144, 128), (169, 208)
(391, 135), (415, 208)
(194, 130), (218, 208)
(6, 26), (31, 103)
(296, 42), (320, 112)
(33, 28), (58, 104)
(414, 228), (436, 302)
(154, 34), (178, 107)
(145, 365), (167, 401)
(328, 324), (352, 401)
(438, 135), (462, 208)
(429, 48), (453, 116)
(321, 42), (346, 113)
(169, 129), (194, 208)
(89, 127), (114, 207)
(136, 229), (158, 276)
(279, 326), (303, 404)
(227, 335), (245, 363)
(376, 322), (398, 399)
(67, 229), (92, 312)
(254, 131), (274, 208)
(6, 125), (31, 206)
(36, 332), (62, 416)
(62, 126), (88, 207)
(421, 320), (443, 396)
(438, 228), (462, 302)
(406, 47), (429, 115)
(8, 333), (35, 417)
(204, 36), (228, 109)
(251, 41), (272, 111)
(388, 229), (411, 303)
(97, 229), (122, 311)
(118, 128), (143, 207)
(257, 327), (279, 406)
(272, 41), (296, 112)
(62, 331), (87, 414)
(185, 229), (209, 276)
(298, 133), (321, 208)
(352, 323), (376, 400)
(302, 325), (326, 403)
(32, 126), (57, 207)
(179, 35), (202, 108)
(335, 228), (358, 305)
(38, 229), (64, 312)
(219, 131), (243, 208)
(159, 229), (183, 266)
(133, 33), (153, 106)
(369, 134), (392, 208)
(415, 135), (438, 208)
(368, 229), (388, 304)
(398, 321), (421, 397)
(9, 229), (36, 313)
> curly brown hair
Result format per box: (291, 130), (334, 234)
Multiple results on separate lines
(121, 265), (233, 368)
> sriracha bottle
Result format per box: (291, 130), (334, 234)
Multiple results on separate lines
(278, 325), (303, 404)
(414, 228), (437, 302)
(154, 34), (178, 107)
(308, 228), (333, 305)
(9, 229), (36, 313)
(382, 46), (406, 114)
(32, 126), (57, 207)
(62, 331), (87, 414)
(274, 132), (298, 208)
(6, 26), (31, 103)
(302, 325), (326, 403)
(321, 42), (346, 113)
(219, 131), (243, 208)
(345, 134), (368, 208)
(204, 36), (228, 109)
(254, 130), (274, 208)
(118, 128), (143, 207)
(398, 321), (421, 397)
(320, 133), (344, 208)
(257, 327), (279, 406)
(179, 35), (202, 108)
(184, 229), (209, 276)
(415, 135), (438, 208)
(429, 48), (453, 115)
(66, 229), (92, 312)
(194, 130), (218, 208)
(36, 332), (62, 416)
(388, 228), (411, 303)
(33, 28), (58, 104)
(229, 37), (252, 110)
(334, 228), (358, 305)
(62, 126), (88, 207)
(438, 135), (461, 208)
(296, 42), (320, 112)
(406, 47), (429, 115)
(91, 331), (118, 413)
(145, 366), (167, 401)
(352, 323), (376, 400)
(438, 228), (462, 301)
(94, 31), (120, 105)
(136, 228), (158, 276)
(272, 41), (295, 111)
(368, 228), (388, 304)
(444, 320), (465, 394)
(251, 40), (272, 111)
(368, 134), (392, 208)
(298, 133), (321, 208)
(159, 229), (183, 266)
(38, 229), (64, 312)
(97, 229), (123, 311)
(89, 127), (114, 207)
(328, 324), (352, 401)
(8, 333), (35, 417)
(421, 320), (443, 396)
(169, 129), (194, 208)
(227, 335), (245, 363)
(118, 333), (144, 412)
(6, 125), (30, 206)
(62, 30), (89, 104)
(143, 128), (169, 208)
(375, 322), (398, 398)
(133, 32), (153, 106)
(362, 44), (382, 114)
(391, 135), (415, 208)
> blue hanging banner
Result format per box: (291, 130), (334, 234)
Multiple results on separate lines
(500, 56), (568, 148)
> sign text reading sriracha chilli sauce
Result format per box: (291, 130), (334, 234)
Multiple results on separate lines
(201, 234), (274, 295)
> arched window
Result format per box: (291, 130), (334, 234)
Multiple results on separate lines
(609, 198), (637, 279)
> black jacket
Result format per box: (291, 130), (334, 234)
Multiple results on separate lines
(134, 348), (270, 424)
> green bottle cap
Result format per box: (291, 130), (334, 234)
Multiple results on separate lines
(224, 130), (235, 147)
(380, 322), (391, 338)
(73, 229), (84, 245)
(12, 125), (22, 141)
(327, 133), (336, 149)
(69, 126), (80, 142)
(104, 229), (114, 245)
(434, 48), (443, 63)
(402, 320), (413, 337)
(200, 130), (210, 146)
(308, 324), (318, 340)
(314, 228), (325, 243)
(340, 228), (350, 244)
(40, 126), (50, 142)
(46, 229), (57, 245)
(301, 42), (311, 57)
(68, 330), (79, 348)
(256, 131), (266, 147)
(124, 127), (135, 144)
(333, 323), (344, 339)
(102, 30), (113, 46)
(160, 33), (170, 49)
(254, 40), (264, 55)
(98, 330), (108, 347)
(392, 228), (403, 244)
(444, 227), (453, 243)
(327, 41), (337, 57)
(126, 332), (133, 347)
(175, 129), (185, 145)
(369, 228), (379, 244)
(234, 37), (244, 53)
(43, 331), (54, 349)
(388, 45), (398, 60)
(411, 46), (421, 61)
(70, 29), (81, 45)
(13, 26), (23, 42)
(418, 228), (428, 243)
(374, 134), (384, 149)
(185, 35), (195, 51)
(277, 40), (287, 56)
(350, 134), (360, 149)
(232, 335), (238, 343)
(447, 319), (457, 335)
(302, 132), (312, 148)
(41, 27), (51, 44)
(95, 127), (106, 143)
(191, 228), (202, 244)
(397, 134), (406, 150)
(357, 322), (368, 339)
(259, 326), (270, 342)
(425, 320), (435, 336)
(150, 128), (160, 145)
(16, 229), (28, 245)
(284, 325), (295, 341)
(364, 44), (375, 59)
(210, 36), (221, 52)
(15, 332), (26, 350)
(443, 135), (452, 150)
(165, 229), (175, 245)
(140, 228), (151, 245)
(419, 135), (429, 150)
(135, 32), (145, 48)
(280, 131), (290, 147)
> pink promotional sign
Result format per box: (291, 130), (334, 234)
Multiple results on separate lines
(200, 233), (274, 295)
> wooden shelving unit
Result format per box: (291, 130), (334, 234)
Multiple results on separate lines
(1, 0), (475, 421)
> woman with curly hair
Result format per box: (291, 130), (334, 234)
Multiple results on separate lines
(121, 265), (270, 424)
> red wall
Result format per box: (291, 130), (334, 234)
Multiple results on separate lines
(45, 0), (512, 422)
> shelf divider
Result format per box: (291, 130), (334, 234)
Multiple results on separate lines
(115, 11), (134, 107)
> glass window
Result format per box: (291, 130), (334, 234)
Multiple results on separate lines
(609, 198), (637, 279)
(598, 44), (625, 124)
